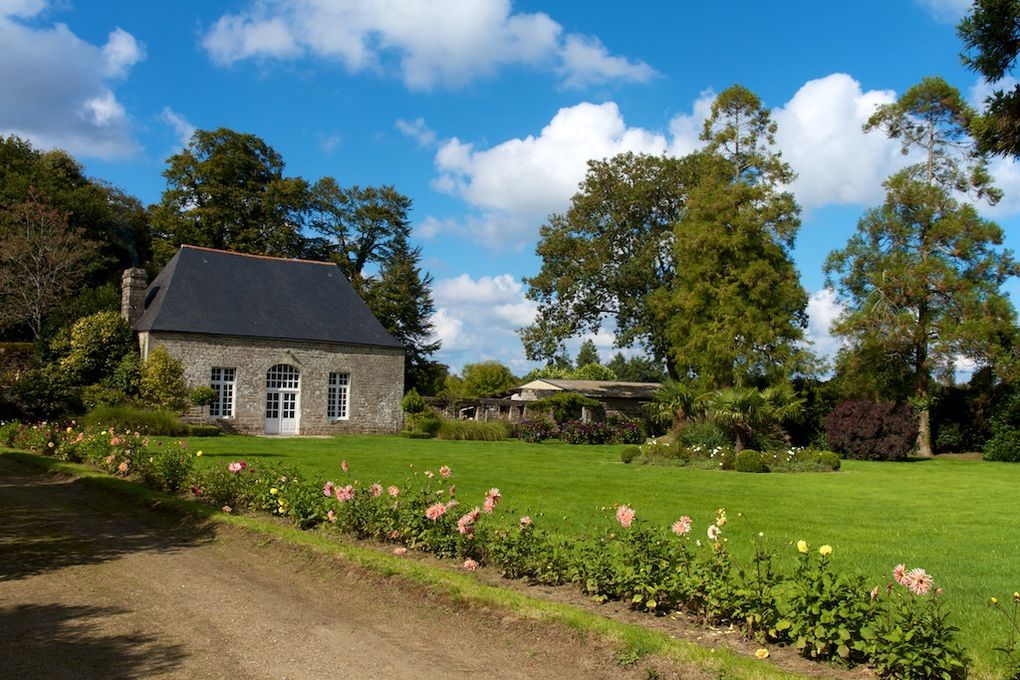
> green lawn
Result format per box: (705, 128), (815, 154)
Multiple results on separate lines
(161, 434), (1019, 673)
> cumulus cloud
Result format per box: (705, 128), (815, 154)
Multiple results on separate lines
(558, 34), (656, 89)
(0, 3), (143, 158)
(201, 0), (652, 90)
(395, 117), (437, 147)
(805, 288), (844, 364)
(431, 273), (538, 371)
(430, 101), (667, 246)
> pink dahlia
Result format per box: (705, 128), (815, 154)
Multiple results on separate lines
(117, 461), (129, 473)
(393, 547), (407, 556)
(370, 483), (383, 497)
(439, 465), (452, 479)
(893, 563), (909, 587)
(671, 516), (692, 536)
(322, 481), (335, 497)
(520, 515), (533, 529)
(483, 497), (496, 514)
(482, 488), (501, 514)
(229, 462), (243, 474)
(222, 505), (232, 513)
(457, 513), (475, 535)
(387, 485), (400, 497)
(870, 586), (880, 601)
(335, 484), (355, 502)
(340, 459), (348, 472)
(425, 502), (447, 521)
(906, 568), (934, 596)
(616, 504), (636, 528)
(463, 558), (478, 571)
(326, 510), (337, 523)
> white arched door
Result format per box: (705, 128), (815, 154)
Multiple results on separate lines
(265, 364), (300, 435)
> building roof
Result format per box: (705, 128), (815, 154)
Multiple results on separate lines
(133, 245), (403, 349)
(517, 379), (661, 400)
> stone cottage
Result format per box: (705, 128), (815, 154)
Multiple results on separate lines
(122, 245), (405, 435)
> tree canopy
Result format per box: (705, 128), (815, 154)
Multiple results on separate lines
(826, 77), (1019, 456)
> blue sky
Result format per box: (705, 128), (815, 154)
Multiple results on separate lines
(3, 0), (1018, 373)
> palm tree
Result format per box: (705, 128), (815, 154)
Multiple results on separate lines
(707, 384), (803, 452)
(646, 379), (705, 431)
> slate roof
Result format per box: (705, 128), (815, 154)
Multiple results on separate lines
(517, 379), (661, 400)
(133, 245), (404, 349)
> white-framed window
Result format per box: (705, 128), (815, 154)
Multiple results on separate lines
(327, 372), (350, 420)
(209, 367), (236, 418)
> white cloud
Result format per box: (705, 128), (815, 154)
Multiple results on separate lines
(666, 89), (714, 157)
(773, 73), (903, 209)
(159, 107), (195, 149)
(317, 130), (342, 154)
(201, 0), (651, 90)
(915, 0), (971, 23)
(395, 117), (437, 147)
(431, 272), (538, 371)
(805, 288), (844, 363)
(0, 5), (143, 158)
(102, 27), (145, 78)
(429, 101), (667, 246)
(558, 34), (656, 89)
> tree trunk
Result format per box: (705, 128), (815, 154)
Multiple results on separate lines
(917, 406), (933, 458)
(734, 431), (744, 453)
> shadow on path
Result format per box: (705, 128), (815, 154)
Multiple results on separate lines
(0, 456), (214, 582)
(0, 603), (186, 679)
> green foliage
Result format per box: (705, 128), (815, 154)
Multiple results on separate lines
(521, 152), (699, 369)
(734, 449), (769, 473)
(401, 389), (428, 414)
(776, 549), (872, 664)
(984, 428), (1020, 462)
(827, 77), (1018, 457)
(569, 362), (616, 381)
(620, 445), (641, 464)
(988, 594), (1020, 679)
(8, 365), (79, 418)
(605, 352), (667, 382)
(80, 405), (187, 435)
(575, 339), (600, 368)
(403, 410), (440, 437)
(139, 346), (187, 413)
(677, 419), (729, 450)
(706, 384), (803, 452)
(189, 385), (217, 407)
(0, 420), (18, 446)
(80, 384), (126, 410)
(108, 351), (141, 396)
(647, 379), (704, 430)
(662, 85), (809, 387)
(436, 419), (511, 441)
(137, 444), (195, 493)
(150, 128), (311, 263)
(529, 391), (600, 424)
(460, 361), (517, 398)
(960, 1), (1020, 159)
(56, 311), (134, 386)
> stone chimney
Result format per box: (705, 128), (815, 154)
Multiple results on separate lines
(121, 268), (148, 326)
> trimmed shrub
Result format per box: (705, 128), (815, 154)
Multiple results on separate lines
(139, 346), (187, 413)
(436, 419), (511, 441)
(81, 405), (187, 435)
(620, 445), (640, 464)
(186, 424), (222, 437)
(735, 449), (769, 473)
(401, 389), (428, 414)
(516, 417), (557, 443)
(404, 410), (441, 437)
(189, 386), (217, 408)
(825, 400), (916, 460)
(983, 428), (1020, 462)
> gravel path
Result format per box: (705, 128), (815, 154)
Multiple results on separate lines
(0, 457), (691, 679)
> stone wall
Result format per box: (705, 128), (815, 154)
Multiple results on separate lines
(140, 331), (404, 435)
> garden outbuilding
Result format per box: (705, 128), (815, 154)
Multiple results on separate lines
(122, 245), (404, 435)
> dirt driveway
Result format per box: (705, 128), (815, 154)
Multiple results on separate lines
(0, 457), (701, 679)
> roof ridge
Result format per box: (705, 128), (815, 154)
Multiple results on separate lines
(180, 244), (336, 267)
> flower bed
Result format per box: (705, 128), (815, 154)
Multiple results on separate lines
(624, 440), (841, 473)
(4, 419), (1016, 677)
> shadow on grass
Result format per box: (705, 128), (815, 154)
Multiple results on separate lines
(0, 457), (215, 582)
(0, 603), (186, 679)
